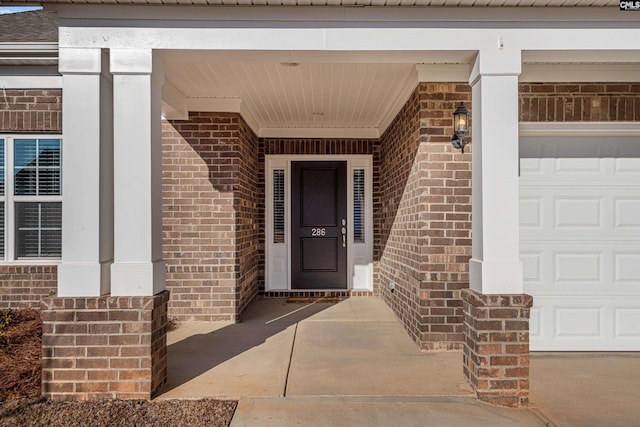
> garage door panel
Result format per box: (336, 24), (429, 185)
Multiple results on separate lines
(519, 197), (543, 229)
(615, 198), (640, 229)
(520, 136), (640, 351)
(615, 253), (640, 284)
(530, 297), (640, 351)
(521, 251), (543, 284)
(615, 308), (640, 338)
(555, 307), (603, 338)
(615, 158), (640, 174)
(554, 197), (602, 228)
(554, 158), (604, 175)
(554, 252), (602, 284)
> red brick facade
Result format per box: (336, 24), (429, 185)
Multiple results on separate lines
(462, 289), (533, 408)
(162, 113), (260, 321)
(0, 265), (57, 309)
(0, 89), (62, 132)
(377, 83), (472, 350)
(520, 83), (640, 122)
(41, 291), (169, 400)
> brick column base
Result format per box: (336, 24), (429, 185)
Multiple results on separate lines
(462, 289), (533, 408)
(41, 291), (169, 400)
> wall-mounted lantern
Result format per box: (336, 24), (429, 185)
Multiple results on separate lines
(451, 102), (469, 153)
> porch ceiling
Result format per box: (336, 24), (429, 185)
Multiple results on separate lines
(162, 50), (477, 138)
(164, 61), (418, 138)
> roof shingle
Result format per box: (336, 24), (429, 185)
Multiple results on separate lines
(0, 10), (58, 43)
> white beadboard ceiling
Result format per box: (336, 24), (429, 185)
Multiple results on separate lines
(164, 61), (421, 137)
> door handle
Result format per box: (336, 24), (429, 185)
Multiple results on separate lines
(341, 225), (347, 248)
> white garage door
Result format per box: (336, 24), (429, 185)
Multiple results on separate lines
(520, 136), (640, 351)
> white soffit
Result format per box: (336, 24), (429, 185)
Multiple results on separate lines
(164, 61), (419, 138)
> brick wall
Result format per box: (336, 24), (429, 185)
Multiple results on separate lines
(0, 89), (62, 132)
(462, 289), (532, 408)
(0, 90), (61, 310)
(236, 116), (261, 315)
(162, 113), (260, 321)
(0, 265), (58, 309)
(520, 83), (640, 122)
(377, 83), (472, 350)
(41, 291), (169, 400)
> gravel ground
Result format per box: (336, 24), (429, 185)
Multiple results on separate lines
(0, 398), (237, 427)
(0, 308), (237, 427)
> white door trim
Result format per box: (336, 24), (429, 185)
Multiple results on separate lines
(265, 154), (373, 292)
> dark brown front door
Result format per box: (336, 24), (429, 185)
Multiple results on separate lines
(291, 161), (347, 289)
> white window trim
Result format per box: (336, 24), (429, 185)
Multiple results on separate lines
(1, 134), (63, 264)
(265, 154), (373, 292)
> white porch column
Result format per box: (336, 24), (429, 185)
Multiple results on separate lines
(58, 48), (113, 297)
(468, 49), (523, 295)
(110, 49), (165, 296)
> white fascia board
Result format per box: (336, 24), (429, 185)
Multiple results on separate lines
(186, 97), (242, 113)
(521, 64), (640, 83)
(157, 49), (476, 65)
(49, 5), (640, 25)
(519, 122), (640, 137)
(259, 127), (379, 139)
(524, 50), (640, 64)
(416, 64), (470, 83)
(0, 75), (62, 89)
(58, 26), (640, 53)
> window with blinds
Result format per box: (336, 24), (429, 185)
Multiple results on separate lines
(273, 169), (285, 244)
(14, 139), (61, 196)
(353, 169), (365, 244)
(16, 202), (62, 258)
(0, 136), (62, 261)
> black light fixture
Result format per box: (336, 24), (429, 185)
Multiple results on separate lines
(451, 102), (469, 153)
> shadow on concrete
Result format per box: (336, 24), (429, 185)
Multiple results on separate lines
(158, 298), (335, 397)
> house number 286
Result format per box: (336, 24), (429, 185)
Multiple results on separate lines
(311, 228), (326, 237)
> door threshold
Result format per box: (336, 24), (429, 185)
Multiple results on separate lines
(262, 289), (376, 298)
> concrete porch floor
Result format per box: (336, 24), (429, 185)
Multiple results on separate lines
(158, 297), (640, 426)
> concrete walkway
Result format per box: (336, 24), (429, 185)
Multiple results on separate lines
(159, 297), (640, 426)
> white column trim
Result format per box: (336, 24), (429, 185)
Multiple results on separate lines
(469, 48), (524, 295)
(58, 47), (112, 297)
(110, 48), (165, 296)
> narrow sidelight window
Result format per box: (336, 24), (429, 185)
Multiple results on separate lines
(353, 169), (365, 243)
(273, 169), (285, 244)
